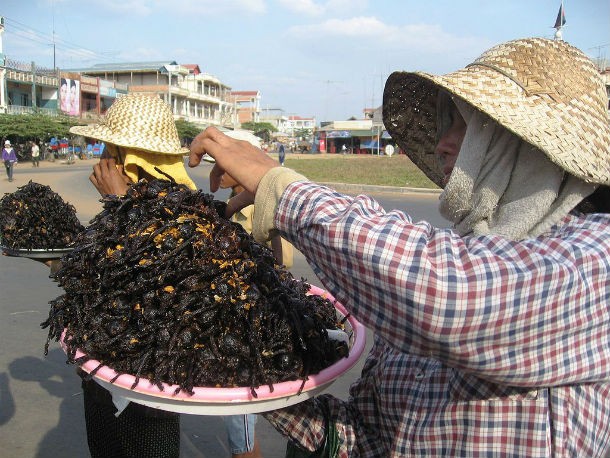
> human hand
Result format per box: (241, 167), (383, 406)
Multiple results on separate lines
(225, 190), (256, 219)
(188, 126), (279, 195)
(90, 157), (132, 196)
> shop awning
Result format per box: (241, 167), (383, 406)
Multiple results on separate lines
(360, 140), (380, 149)
(326, 130), (351, 138)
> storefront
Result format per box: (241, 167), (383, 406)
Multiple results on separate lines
(318, 123), (395, 155)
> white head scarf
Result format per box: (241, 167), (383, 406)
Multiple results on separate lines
(438, 96), (596, 240)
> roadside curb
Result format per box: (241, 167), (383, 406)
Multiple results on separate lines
(319, 182), (442, 196)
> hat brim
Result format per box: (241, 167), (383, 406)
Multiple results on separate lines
(70, 124), (188, 156)
(383, 67), (610, 187)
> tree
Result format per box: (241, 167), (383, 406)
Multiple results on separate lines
(240, 121), (277, 143)
(294, 128), (312, 141)
(174, 119), (205, 145)
(0, 112), (81, 144)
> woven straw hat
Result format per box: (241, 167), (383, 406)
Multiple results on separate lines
(383, 37), (610, 187)
(70, 93), (187, 155)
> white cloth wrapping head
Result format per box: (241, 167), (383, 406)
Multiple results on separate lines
(438, 98), (596, 240)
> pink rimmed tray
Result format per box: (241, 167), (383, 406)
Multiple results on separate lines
(62, 285), (366, 415)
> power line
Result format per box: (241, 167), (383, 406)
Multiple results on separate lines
(2, 15), (110, 65)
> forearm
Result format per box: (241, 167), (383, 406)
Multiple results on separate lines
(272, 182), (610, 386)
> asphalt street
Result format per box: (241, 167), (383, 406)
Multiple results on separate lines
(0, 158), (447, 457)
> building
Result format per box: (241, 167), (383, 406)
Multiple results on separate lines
(3, 58), (61, 115)
(280, 115), (316, 138)
(0, 16), (127, 117)
(230, 90), (261, 125)
(65, 61), (234, 128)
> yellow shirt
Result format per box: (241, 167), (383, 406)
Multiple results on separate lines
(232, 204), (294, 268)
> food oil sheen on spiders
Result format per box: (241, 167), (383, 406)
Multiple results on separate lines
(42, 178), (348, 395)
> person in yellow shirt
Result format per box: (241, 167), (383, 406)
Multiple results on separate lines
(71, 93), (271, 458)
(69, 93), (195, 458)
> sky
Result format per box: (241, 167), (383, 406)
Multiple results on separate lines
(1, 0), (609, 123)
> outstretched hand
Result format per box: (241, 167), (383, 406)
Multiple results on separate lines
(188, 126), (279, 196)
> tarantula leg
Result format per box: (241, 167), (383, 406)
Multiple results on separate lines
(89, 362), (105, 378)
(132, 348), (155, 389)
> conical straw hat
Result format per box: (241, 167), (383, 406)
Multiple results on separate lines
(383, 37), (610, 187)
(70, 93), (187, 155)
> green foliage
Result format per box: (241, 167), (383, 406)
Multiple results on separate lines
(294, 128), (312, 141)
(241, 121), (277, 142)
(284, 155), (438, 189)
(175, 119), (205, 144)
(0, 112), (81, 143)
(241, 121), (277, 133)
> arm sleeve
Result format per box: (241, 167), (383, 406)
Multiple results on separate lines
(267, 181), (610, 387)
(251, 167), (308, 243)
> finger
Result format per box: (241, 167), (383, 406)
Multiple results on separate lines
(92, 161), (102, 180)
(209, 163), (226, 193)
(89, 173), (102, 194)
(188, 127), (226, 167)
(188, 130), (209, 167)
(225, 190), (255, 218)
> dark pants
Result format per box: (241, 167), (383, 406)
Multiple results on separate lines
(4, 161), (14, 181)
(81, 378), (180, 458)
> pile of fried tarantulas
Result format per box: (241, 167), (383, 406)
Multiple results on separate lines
(42, 178), (348, 395)
(0, 181), (85, 249)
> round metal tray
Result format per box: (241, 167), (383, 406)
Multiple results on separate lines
(1, 246), (74, 259)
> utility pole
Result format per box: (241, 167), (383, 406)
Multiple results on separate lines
(322, 79), (341, 122)
(52, 0), (56, 69)
(588, 44), (609, 71)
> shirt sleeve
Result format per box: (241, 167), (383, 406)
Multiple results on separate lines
(273, 181), (610, 387)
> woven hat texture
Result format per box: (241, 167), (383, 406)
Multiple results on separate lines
(70, 94), (187, 155)
(383, 37), (610, 187)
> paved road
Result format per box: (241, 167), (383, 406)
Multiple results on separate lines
(0, 159), (447, 457)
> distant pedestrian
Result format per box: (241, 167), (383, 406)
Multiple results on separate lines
(2, 140), (17, 182)
(31, 141), (40, 167)
(278, 143), (286, 166)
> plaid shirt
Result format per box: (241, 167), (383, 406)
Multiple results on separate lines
(264, 181), (610, 457)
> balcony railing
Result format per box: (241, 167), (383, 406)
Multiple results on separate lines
(6, 106), (60, 116)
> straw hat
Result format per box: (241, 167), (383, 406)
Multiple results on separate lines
(383, 37), (610, 187)
(70, 93), (187, 155)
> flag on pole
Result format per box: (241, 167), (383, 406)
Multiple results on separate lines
(554, 3), (566, 28)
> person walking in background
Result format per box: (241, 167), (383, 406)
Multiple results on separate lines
(2, 140), (17, 182)
(278, 143), (286, 166)
(31, 141), (40, 167)
(189, 38), (610, 457)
